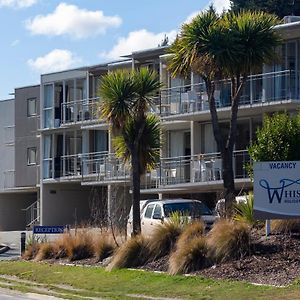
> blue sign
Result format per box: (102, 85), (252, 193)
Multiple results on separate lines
(33, 226), (66, 234)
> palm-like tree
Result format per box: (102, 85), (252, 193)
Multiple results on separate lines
(168, 10), (281, 216)
(99, 68), (161, 235)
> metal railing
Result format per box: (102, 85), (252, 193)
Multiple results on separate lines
(61, 97), (103, 125)
(81, 152), (130, 183)
(158, 70), (298, 116)
(24, 201), (40, 228)
(143, 150), (250, 189)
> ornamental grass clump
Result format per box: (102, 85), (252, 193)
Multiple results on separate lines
(67, 231), (94, 261)
(53, 233), (72, 259)
(148, 212), (187, 259)
(207, 219), (250, 263)
(35, 242), (56, 261)
(271, 219), (300, 234)
(169, 236), (208, 275)
(93, 234), (116, 262)
(176, 221), (205, 248)
(107, 235), (150, 271)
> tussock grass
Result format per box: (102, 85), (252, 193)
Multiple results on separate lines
(271, 219), (300, 234)
(107, 235), (150, 270)
(148, 219), (184, 260)
(169, 236), (208, 275)
(35, 242), (56, 261)
(93, 234), (116, 262)
(67, 232), (94, 261)
(207, 219), (250, 262)
(52, 232), (94, 261)
(53, 233), (72, 259)
(22, 244), (40, 260)
(176, 221), (205, 247)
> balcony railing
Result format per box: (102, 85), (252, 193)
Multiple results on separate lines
(158, 70), (298, 116)
(143, 150), (250, 189)
(61, 97), (103, 125)
(53, 151), (130, 183)
(81, 152), (130, 183)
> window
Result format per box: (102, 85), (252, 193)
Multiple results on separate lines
(144, 204), (155, 219)
(153, 204), (162, 219)
(27, 147), (37, 166)
(27, 98), (37, 117)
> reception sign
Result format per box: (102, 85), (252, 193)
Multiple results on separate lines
(254, 161), (300, 219)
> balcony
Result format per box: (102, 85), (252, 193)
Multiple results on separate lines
(53, 152), (130, 184)
(81, 152), (130, 184)
(143, 150), (250, 190)
(158, 70), (298, 117)
(60, 97), (104, 126)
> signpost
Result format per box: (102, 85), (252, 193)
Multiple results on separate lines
(254, 161), (300, 219)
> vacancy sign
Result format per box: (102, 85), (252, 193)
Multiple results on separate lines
(254, 161), (300, 219)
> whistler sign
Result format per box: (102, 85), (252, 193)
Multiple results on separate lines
(254, 161), (300, 219)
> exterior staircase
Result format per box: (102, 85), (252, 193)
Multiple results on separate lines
(23, 201), (40, 229)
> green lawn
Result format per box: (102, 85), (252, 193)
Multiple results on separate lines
(0, 261), (299, 299)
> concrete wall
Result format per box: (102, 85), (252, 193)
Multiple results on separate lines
(0, 99), (15, 190)
(15, 86), (40, 188)
(0, 192), (37, 231)
(41, 183), (98, 226)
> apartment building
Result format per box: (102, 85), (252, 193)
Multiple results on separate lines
(0, 17), (299, 231)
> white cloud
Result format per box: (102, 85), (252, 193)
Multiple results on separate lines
(11, 39), (20, 47)
(25, 2), (122, 39)
(185, 0), (230, 23)
(27, 49), (81, 73)
(100, 29), (177, 60)
(0, 0), (36, 8)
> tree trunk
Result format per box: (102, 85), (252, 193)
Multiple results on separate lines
(131, 146), (141, 236)
(221, 148), (236, 217)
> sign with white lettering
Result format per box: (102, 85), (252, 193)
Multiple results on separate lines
(33, 226), (66, 234)
(254, 161), (300, 219)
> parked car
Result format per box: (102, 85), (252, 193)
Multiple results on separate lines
(215, 195), (248, 217)
(127, 198), (216, 236)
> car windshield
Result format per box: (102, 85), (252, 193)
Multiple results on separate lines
(163, 201), (212, 217)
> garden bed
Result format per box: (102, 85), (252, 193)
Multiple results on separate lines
(40, 230), (300, 286)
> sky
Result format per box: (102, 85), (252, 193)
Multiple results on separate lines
(0, 0), (230, 100)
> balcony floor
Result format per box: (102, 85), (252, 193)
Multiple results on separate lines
(140, 178), (251, 194)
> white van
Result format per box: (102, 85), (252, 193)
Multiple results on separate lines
(127, 198), (216, 236)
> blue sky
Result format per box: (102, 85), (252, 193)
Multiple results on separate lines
(0, 0), (230, 99)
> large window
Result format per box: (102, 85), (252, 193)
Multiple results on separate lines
(43, 84), (53, 128)
(27, 147), (37, 166)
(27, 98), (37, 117)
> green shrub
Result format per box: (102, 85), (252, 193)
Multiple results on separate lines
(169, 236), (208, 275)
(207, 219), (250, 262)
(107, 235), (150, 270)
(234, 193), (257, 227)
(271, 219), (300, 234)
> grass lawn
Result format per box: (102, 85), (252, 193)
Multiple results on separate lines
(0, 261), (299, 299)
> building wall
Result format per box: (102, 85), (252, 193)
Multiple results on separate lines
(0, 99), (15, 190)
(41, 183), (96, 226)
(0, 192), (36, 230)
(15, 86), (40, 188)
